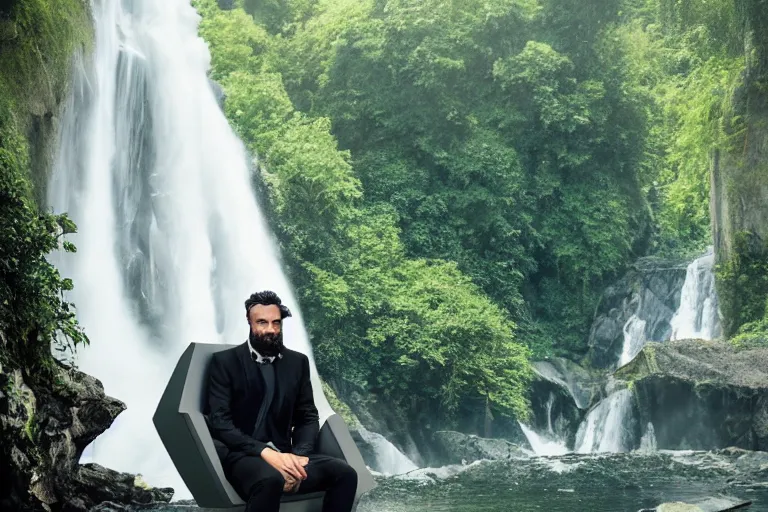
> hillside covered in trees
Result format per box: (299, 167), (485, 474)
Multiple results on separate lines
(193, 0), (768, 430)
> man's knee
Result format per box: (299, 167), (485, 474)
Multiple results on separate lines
(250, 468), (285, 496)
(336, 461), (358, 485)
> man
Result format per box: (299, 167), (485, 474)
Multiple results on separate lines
(206, 291), (358, 512)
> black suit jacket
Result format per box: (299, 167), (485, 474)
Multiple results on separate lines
(205, 342), (319, 464)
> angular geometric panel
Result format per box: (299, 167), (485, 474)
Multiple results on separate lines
(153, 342), (376, 511)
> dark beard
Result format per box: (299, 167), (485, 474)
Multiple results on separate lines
(248, 330), (284, 358)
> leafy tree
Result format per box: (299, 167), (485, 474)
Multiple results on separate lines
(0, 95), (87, 380)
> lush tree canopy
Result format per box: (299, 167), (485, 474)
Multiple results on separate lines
(194, 0), (757, 428)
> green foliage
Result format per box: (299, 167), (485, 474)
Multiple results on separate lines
(195, 0), (532, 427)
(0, 94), (88, 380)
(0, 0), (92, 126)
(655, 55), (745, 253)
(716, 231), (768, 338)
(609, 0), (746, 257)
(196, 0), (767, 420)
(321, 380), (360, 427)
(306, 0), (652, 353)
(198, 7), (272, 80)
(0, 0), (92, 382)
(244, 0), (319, 33)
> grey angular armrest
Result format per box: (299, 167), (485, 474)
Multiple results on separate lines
(153, 342), (376, 511)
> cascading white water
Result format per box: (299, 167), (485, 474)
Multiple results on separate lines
(48, 0), (332, 499)
(574, 388), (633, 453)
(638, 422), (657, 453)
(517, 393), (569, 456)
(518, 422), (569, 456)
(618, 313), (647, 367)
(356, 426), (418, 475)
(670, 247), (722, 341)
(576, 247), (723, 454)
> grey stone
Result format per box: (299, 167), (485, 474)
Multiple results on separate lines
(617, 340), (768, 451)
(431, 430), (528, 465)
(0, 361), (172, 510)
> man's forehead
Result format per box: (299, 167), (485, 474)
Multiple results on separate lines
(248, 304), (282, 319)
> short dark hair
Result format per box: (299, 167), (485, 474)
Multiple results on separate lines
(245, 290), (292, 321)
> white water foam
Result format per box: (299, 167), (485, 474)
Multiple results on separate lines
(618, 313), (648, 367)
(518, 422), (569, 456)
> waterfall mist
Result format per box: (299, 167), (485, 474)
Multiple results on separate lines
(49, 0), (332, 498)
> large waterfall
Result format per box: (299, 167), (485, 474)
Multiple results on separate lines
(48, 0), (332, 499)
(576, 248), (721, 454)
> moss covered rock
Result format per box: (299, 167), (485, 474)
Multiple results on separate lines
(617, 339), (768, 451)
(0, 0), (93, 204)
(0, 362), (173, 511)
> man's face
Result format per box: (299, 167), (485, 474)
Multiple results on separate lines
(248, 304), (283, 336)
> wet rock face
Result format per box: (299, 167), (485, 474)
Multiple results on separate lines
(587, 257), (687, 368)
(431, 431), (528, 465)
(0, 362), (173, 511)
(528, 357), (603, 448)
(617, 340), (768, 451)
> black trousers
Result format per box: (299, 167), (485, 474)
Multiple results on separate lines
(226, 454), (358, 512)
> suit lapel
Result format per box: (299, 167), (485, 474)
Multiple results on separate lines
(236, 342), (262, 407)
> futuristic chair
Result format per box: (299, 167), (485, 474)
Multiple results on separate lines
(153, 342), (376, 511)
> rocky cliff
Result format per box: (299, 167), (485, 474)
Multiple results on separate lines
(710, 0), (768, 339)
(0, 362), (173, 511)
(586, 256), (687, 368)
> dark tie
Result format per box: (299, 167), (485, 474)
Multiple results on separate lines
(252, 361), (276, 439)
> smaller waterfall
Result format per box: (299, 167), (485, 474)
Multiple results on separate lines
(545, 393), (555, 435)
(357, 427), (418, 476)
(575, 389), (633, 453)
(638, 422), (657, 453)
(575, 248), (722, 455)
(670, 247), (721, 340)
(618, 313), (648, 367)
(518, 422), (569, 456)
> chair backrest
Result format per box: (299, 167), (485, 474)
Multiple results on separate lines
(153, 342), (244, 508)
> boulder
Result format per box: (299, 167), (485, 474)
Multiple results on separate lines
(617, 339), (768, 451)
(532, 357), (599, 410)
(431, 430), (528, 465)
(529, 357), (602, 447)
(640, 495), (752, 512)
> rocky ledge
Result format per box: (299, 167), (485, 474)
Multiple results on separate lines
(430, 430), (528, 465)
(0, 361), (173, 511)
(616, 339), (768, 451)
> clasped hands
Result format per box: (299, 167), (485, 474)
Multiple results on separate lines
(261, 448), (309, 493)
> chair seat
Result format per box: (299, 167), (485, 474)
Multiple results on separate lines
(153, 342), (376, 511)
